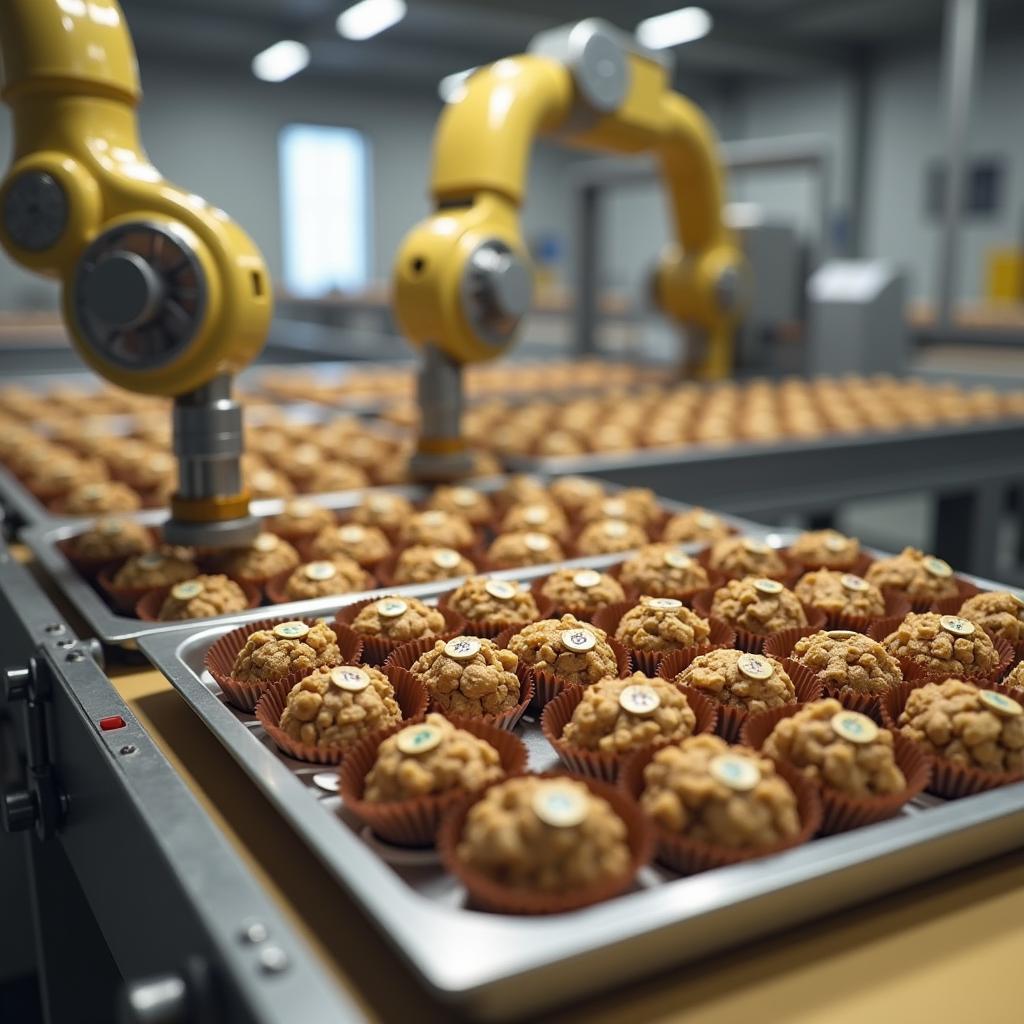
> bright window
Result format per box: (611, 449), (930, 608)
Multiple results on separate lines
(279, 124), (370, 297)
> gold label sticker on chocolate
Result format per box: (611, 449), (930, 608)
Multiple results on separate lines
(274, 620), (310, 640)
(940, 615), (975, 637)
(522, 505), (550, 526)
(825, 534), (849, 553)
(287, 500), (316, 519)
(561, 628), (596, 652)
(304, 561), (337, 582)
(753, 578), (783, 595)
(330, 666), (369, 692)
(924, 556), (953, 579)
(524, 532), (551, 552)
(831, 711), (879, 744)
(532, 783), (588, 829)
(433, 548), (462, 570)
(98, 519), (123, 536)
(642, 596), (683, 610)
(696, 513), (717, 529)
(826, 630), (859, 641)
(171, 580), (203, 600)
(979, 690), (1023, 717)
(254, 533), (279, 553)
(742, 538), (770, 554)
(450, 487), (477, 508)
(484, 579), (517, 601)
(376, 598), (407, 618)
(338, 525), (364, 543)
(619, 684), (661, 715)
(737, 653), (775, 680)
(444, 636), (482, 660)
(573, 569), (602, 589)
(396, 723), (442, 756)
(603, 520), (628, 538)
(137, 552), (165, 569)
(840, 574), (869, 593)
(709, 754), (762, 792)
(663, 550), (693, 570)
(602, 498), (627, 518)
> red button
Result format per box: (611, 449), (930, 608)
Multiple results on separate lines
(99, 716), (126, 732)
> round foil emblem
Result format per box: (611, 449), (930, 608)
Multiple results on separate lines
(171, 580), (203, 600)
(450, 487), (477, 508)
(840, 574), (869, 592)
(737, 653), (774, 680)
(287, 500), (316, 519)
(602, 498), (627, 518)
(338, 525), (364, 543)
(304, 561), (337, 581)
(664, 550), (693, 570)
(924, 556), (953, 579)
(433, 548), (462, 570)
(330, 666), (369, 692)
(532, 783), (587, 828)
(979, 690), (1023, 717)
(642, 597), (683, 610)
(376, 598), (407, 618)
(742, 538), (769, 555)
(484, 579), (517, 601)
(273, 620), (309, 640)
(825, 534), (849, 553)
(573, 569), (602, 589)
(831, 711), (879, 744)
(137, 552), (165, 569)
(444, 636), (482, 660)
(696, 513), (717, 529)
(826, 630), (858, 641)
(396, 723), (442, 755)
(522, 505), (550, 526)
(98, 519), (123, 536)
(940, 615), (975, 637)
(753, 578), (783, 595)
(524, 532), (551, 552)
(709, 754), (762, 792)
(619, 684), (661, 716)
(561, 628), (596, 652)
(603, 521), (628, 538)
(254, 533), (279, 553)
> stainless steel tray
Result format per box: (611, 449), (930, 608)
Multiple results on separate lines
(138, 530), (1024, 1021)
(21, 479), (735, 650)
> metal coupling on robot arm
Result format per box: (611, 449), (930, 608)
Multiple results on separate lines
(0, 0), (271, 546)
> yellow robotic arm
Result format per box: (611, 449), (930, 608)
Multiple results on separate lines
(393, 19), (745, 479)
(0, 0), (272, 546)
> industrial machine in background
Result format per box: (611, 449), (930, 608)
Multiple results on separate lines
(0, 0), (272, 547)
(393, 18), (745, 480)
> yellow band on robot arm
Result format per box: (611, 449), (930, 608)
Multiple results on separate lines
(431, 55), (575, 206)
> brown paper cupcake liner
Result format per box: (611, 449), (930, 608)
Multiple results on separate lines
(263, 566), (377, 606)
(694, 545), (801, 586)
(339, 718), (528, 847)
(334, 597), (465, 667)
(865, 620), (1015, 685)
(540, 683), (719, 781)
(786, 549), (874, 578)
(692, 590), (826, 654)
(58, 543), (128, 580)
(96, 564), (170, 614)
(494, 627), (632, 710)
(879, 680), (1024, 798)
(435, 590), (556, 640)
(254, 665), (427, 765)
(386, 661), (534, 733)
(526, 574), (625, 624)
(619, 753), (820, 875)
(892, 576), (980, 614)
(374, 540), (487, 588)
(740, 702), (931, 833)
(608, 563), (728, 608)
(590, 603), (735, 675)
(810, 588), (913, 633)
(204, 614), (364, 713)
(136, 579), (262, 625)
(437, 772), (654, 914)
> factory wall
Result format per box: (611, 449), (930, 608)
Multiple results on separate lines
(0, 61), (578, 311)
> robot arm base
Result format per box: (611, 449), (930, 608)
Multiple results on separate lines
(162, 512), (260, 549)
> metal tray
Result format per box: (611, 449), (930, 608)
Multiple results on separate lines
(21, 480), (736, 650)
(138, 530), (1024, 1021)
